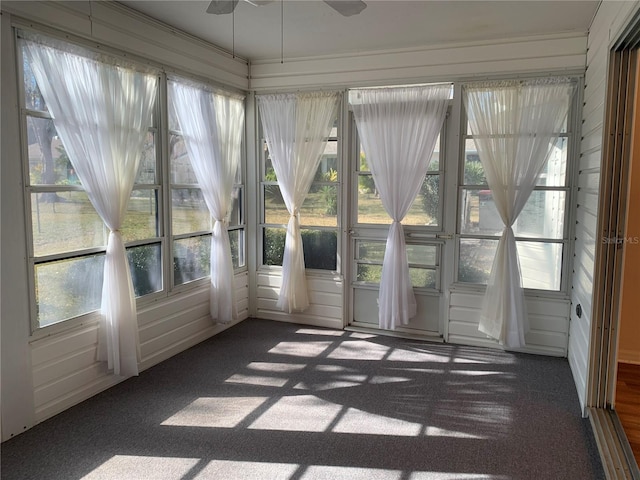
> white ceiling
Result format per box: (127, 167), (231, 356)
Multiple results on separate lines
(118, 0), (600, 62)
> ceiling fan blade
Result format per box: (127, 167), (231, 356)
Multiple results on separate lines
(323, 0), (367, 17)
(206, 0), (239, 15)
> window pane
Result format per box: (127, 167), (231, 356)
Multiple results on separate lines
(463, 139), (486, 185)
(460, 189), (566, 239)
(358, 147), (370, 172)
(170, 134), (198, 184)
(406, 244), (438, 265)
(263, 227), (337, 270)
(410, 268), (437, 289)
(358, 175), (439, 226)
(173, 235), (210, 286)
(264, 184), (287, 224)
(356, 241), (385, 262)
(229, 229), (245, 269)
(135, 131), (156, 184)
(31, 191), (106, 257)
(23, 56), (47, 112)
(228, 187), (242, 226)
(458, 238), (498, 284)
(265, 185), (338, 227)
(306, 184), (338, 224)
(264, 145), (277, 181)
(168, 99), (180, 132)
(519, 242), (563, 290)
(464, 137), (568, 187)
(127, 243), (162, 297)
(35, 254), (105, 328)
(429, 135), (441, 171)
(172, 188), (210, 235)
(263, 227), (284, 266)
(360, 136), (439, 172)
(537, 137), (568, 187)
(302, 229), (338, 270)
(358, 184), (388, 224)
(356, 264), (436, 289)
(27, 117), (75, 186)
(458, 238), (562, 290)
(411, 174), (439, 226)
(515, 190), (566, 239)
(121, 189), (159, 243)
(467, 114), (568, 135)
(317, 141), (338, 182)
(357, 263), (382, 283)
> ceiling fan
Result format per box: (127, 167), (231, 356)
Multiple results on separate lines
(206, 0), (367, 17)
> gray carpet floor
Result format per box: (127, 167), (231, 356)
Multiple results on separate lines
(1, 318), (604, 479)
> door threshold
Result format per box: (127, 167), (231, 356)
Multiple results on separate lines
(345, 325), (444, 343)
(588, 407), (639, 479)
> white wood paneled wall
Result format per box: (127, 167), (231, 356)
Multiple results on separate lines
(568, 0), (640, 412)
(449, 291), (570, 357)
(1, 1), (248, 90)
(30, 273), (249, 424)
(256, 271), (343, 330)
(0, 2), (251, 440)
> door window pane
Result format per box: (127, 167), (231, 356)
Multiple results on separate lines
(458, 238), (498, 285)
(358, 174), (439, 226)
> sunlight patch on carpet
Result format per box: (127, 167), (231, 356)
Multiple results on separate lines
(161, 397), (269, 428)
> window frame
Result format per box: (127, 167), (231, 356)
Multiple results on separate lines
(258, 106), (342, 275)
(18, 31), (247, 334)
(454, 79), (580, 295)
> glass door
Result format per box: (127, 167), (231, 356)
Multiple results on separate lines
(348, 106), (457, 338)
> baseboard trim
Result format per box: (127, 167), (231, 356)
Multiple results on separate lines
(617, 350), (640, 365)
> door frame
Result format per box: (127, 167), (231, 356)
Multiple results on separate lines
(587, 11), (640, 478)
(344, 88), (460, 340)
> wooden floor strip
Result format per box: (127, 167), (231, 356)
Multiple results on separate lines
(617, 362), (640, 466)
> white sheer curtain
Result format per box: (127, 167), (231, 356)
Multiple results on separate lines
(465, 79), (574, 348)
(169, 80), (244, 322)
(257, 92), (339, 313)
(351, 85), (450, 329)
(24, 39), (157, 377)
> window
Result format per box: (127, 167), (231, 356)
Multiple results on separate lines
(21, 40), (162, 329)
(356, 133), (442, 227)
(354, 240), (440, 289)
(260, 117), (339, 271)
(20, 34), (245, 330)
(457, 93), (573, 291)
(168, 79), (245, 287)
